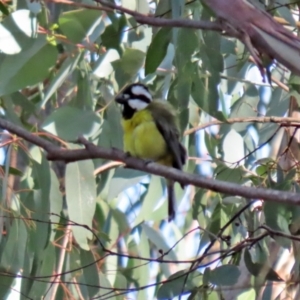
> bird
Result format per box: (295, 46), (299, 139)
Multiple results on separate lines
(115, 83), (186, 221)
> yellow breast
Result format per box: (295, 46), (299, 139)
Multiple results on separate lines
(121, 110), (172, 165)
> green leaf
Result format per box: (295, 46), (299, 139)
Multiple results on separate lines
(155, 0), (172, 17)
(200, 40), (223, 73)
(114, 273), (127, 300)
(101, 15), (127, 52)
(157, 269), (201, 299)
(28, 244), (56, 298)
(145, 27), (171, 75)
(237, 289), (256, 300)
(0, 36), (57, 96)
(0, 2), (9, 15)
(112, 48), (145, 88)
(100, 103), (124, 150)
(142, 223), (177, 261)
(171, 61), (193, 111)
(42, 106), (102, 140)
(134, 175), (164, 224)
(30, 149), (51, 253)
(265, 87), (287, 117)
(0, 218), (27, 273)
(96, 272), (114, 298)
(0, 9), (37, 54)
(73, 61), (94, 110)
(215, 164), (248, 184)
(191, 68), (225, 120)
(263, 202), (291, 248)
(0, 165), (23, 176)
(230, 84), (259, 132)
(244, 249), (259, 276)
(11, 92), (36, 116)
(108, 168), (147, 200)
(41, 53), (82, 108)
(111, 208), (130, 233)
(49, 168), (63, 241)
(208, 265), (240, 286)
(207, 202), (230, 237)
(59, 9), (101, 43)
(136, 228), (150, 300)
(0, 269), (15, 299)
(80, 249), (100, 298)
(177, 28), (199, 60)
(244, 249), (282, 281)
(66, 158), (96, 250)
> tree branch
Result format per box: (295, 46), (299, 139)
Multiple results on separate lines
(1, 117), (300, 206)
(93, 0), (223, 32)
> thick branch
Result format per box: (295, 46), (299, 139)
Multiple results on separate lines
(94, 0), (223, 32)
(1, 117), (300, 206)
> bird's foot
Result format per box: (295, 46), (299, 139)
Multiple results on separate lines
(124, 151), (132, 157)
(144, 159), (154, 165)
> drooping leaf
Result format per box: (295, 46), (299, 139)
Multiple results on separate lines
(42, 106), (102, 140)
(112, 48), (145, 87)
(157, 269), (202, 299)
(59, 9), (102, 43)
(41, 53), (82, 108)
(0, 9), (37, 54)
(0, 36), (57, 96)
(80, 249), (100, 298)
(208, 265), (241, 286)
(145, 27), (171, 75)
(66, 157), (96, 250)
(108, 168), (147, 201)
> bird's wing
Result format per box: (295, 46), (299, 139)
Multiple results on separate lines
(150, 104), (186, 170)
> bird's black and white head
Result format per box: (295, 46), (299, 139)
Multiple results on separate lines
(115, 83), (153, 119)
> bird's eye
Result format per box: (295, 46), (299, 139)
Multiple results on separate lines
(116, 93), (130, 104)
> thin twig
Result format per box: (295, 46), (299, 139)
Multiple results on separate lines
(48, 224), (72, 300)
(184, 116), (300, 135)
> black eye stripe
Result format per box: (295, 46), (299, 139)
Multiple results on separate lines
(119, 84), (152, 103)
(128, 93), (151, 103)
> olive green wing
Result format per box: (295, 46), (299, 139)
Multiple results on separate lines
(149, 102), (186, 170)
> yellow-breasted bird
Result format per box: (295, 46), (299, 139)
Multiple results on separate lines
(115, 83), (186, 221)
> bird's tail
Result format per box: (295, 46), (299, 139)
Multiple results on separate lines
(167, 180), (175, 222)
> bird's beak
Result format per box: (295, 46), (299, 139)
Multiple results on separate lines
(115, 94), (126, 104)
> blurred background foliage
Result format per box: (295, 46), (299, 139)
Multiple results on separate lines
(1, 0), (300, 299)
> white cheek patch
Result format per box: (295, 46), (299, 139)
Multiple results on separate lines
(131, 85), (152, 101)
(128, 99), (149, 111)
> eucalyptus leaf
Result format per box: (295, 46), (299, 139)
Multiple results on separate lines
(142, 223), (177, 261)
(112, 48), (145, 87)
(145, 28), (171, 75)
(208, 265), (240, 286)
(42, 106), (102, 140)
(59, 9), (102, 43)
(108, 168), (147, 200)
(80, 249), (100, 297)
(0, 36), (57, 96)
(0, 9), (37, 54)
(157, 269), (201, 299)
(66, 158), (96, 250)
